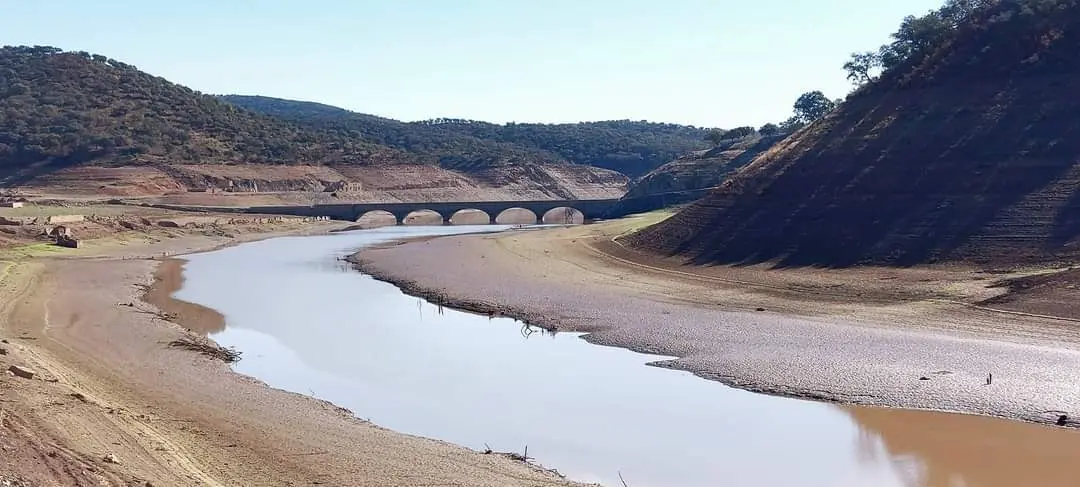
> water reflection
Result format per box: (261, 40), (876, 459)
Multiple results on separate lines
(845, 406), (1080, 487)
(172, 226), (1080, 487)
(520, 323), (555, 339)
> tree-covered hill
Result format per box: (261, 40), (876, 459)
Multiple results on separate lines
(219, 95), (568, 173)
(220, 95), (712, 177)
(0, 46), (411, 185)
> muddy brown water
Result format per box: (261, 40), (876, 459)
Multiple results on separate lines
(172, 225), (1080, 487)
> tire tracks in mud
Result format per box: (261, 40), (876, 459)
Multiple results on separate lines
(0, 259), (226, 487)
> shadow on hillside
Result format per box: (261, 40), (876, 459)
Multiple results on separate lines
(1049, 184), (1080, 248)
(0, 155), (93, 188)
(630, 10), (1080, 268)
(651, 74), (1080, 268)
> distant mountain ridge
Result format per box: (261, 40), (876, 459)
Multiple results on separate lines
(220, 95), (712, 178)
(0, 46), (629, 202)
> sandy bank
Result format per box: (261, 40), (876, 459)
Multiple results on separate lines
(351, 216), (1080, 429)
(0, 224), (580, 486)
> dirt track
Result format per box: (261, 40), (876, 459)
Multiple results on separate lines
(352, 214), (1080, 428)
(0, 223), (580, 486)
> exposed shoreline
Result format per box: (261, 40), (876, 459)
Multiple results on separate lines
(350, 216), (1080, 429)
(0, 222), (583, 486)
(347, 251), (863, 405)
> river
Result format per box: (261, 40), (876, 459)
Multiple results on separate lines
(172, 225), (1080, 487)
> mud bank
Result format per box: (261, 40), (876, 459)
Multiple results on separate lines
(0, 223), (579, 486)
(349, 222), (1080, 429)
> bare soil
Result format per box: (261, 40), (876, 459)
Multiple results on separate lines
(352, 213), (1080, 428)
(13, 163), (629, 207)
(142, 258), (226, 335)
(0, 208), (582, 486)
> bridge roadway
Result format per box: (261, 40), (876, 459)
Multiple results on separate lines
(245, 198), (621, 224)
(139, 188), (713, 225)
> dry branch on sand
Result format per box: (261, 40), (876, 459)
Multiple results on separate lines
(168, 334), (241, 363)
(481, 443), (565, 479)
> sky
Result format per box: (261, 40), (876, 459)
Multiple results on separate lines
(2, 0), (944, 128)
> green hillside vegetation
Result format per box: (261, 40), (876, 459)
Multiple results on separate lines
(0, 46), (411, 185)
(221, 95), (711, 177)
(629, 0), (1080, 267)
(219, 95), (567, 172)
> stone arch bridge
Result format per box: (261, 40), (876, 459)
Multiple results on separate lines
(245, 199), (623, 225)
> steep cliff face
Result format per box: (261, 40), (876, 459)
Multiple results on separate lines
(629, 2), (1080, 267)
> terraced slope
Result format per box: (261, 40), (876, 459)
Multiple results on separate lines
(629, 2), (1080, 267)
(623, 136), (783, 199)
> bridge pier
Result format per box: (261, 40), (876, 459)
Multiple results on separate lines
(250, 198), (631, 226)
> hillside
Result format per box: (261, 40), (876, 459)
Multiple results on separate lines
(0, 46), (409, 183)
(221, 95), (711, 177)
(219, 95), (567, 171)
(623, 135), (782, 198)
(0, 46), (628, 202)
(628, 0), (1080, 267)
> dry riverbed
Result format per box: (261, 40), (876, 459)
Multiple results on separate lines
(351, 212), (1080, 429)
(0, 217), (579, 486)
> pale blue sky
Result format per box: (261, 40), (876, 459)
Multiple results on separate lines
(3, 0), (942, 127)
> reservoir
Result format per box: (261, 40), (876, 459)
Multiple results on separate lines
(173, 225), (1080, 487)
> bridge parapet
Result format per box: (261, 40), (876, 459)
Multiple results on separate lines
(242, 196), (673, 225)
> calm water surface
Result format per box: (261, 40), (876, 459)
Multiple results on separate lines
(174, 226), (1080, 487)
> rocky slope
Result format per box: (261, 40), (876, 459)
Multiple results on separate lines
(18, 163), (628, 205)
(0, 46), (627, 202)
(623, 136), (782, 198)
(629, 0), (1080, 267)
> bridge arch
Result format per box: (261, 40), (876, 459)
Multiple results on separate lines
(403, 209), (445, 226)
(355, 210), (397, 227)
(449, 208), (492, 225)
(495, 207), (538, 225)
(541, 207), (584, 225)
